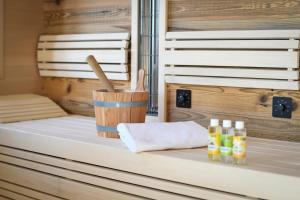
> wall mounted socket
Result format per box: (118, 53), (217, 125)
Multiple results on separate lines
(272, 96), (293, 119)
(176, 89), (191, 108)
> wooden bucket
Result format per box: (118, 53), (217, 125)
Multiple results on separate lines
(93, 90), (149, 138)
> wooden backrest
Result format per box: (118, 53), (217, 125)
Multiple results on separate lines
(163, 30), (300, 90)
(37, 33), (130, 81)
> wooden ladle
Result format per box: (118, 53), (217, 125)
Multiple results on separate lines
(86, 55), (115, 92)
(135, 69), (145, 92)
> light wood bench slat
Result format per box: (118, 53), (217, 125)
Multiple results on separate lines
(0, 180), (62, 200)
(0, 94), (67, 123)
(37, 49), (128, 63)
(166, 30), (300, 39)
(165, 76), (300, 90)
(40, 33), (130, 41)
(164, 50), (298, 68)
(0, 162), (145, 200)
(0, 145), (247, 200)
(39, 70), (129, 81)
(165, 67), (299, 80)
(0, 154), (199, 200)
(38, 63), (128, 72)
(38, 41), (129, 49)
(0, 187), (35, 200)
(165, 40), (300, 49)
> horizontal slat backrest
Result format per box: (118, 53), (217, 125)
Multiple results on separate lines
(37, 33), (130, 81)
(163, 30), (300, 90)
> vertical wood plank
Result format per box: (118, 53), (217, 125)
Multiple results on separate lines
(0, 0), (43, 95)
(0, 0), (3, 80)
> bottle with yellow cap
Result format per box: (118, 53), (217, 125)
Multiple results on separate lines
(208, 119), (221, 161)
(233, 121), (247, 165)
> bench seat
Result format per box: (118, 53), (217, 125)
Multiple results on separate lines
(0, 115), (299, 200)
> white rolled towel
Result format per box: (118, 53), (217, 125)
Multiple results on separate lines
(117, 121), (208, 153)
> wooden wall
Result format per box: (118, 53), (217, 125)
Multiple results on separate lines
(0, 0), (3, 79)
(41, 0), (131, 115)
(0, 0), (44, 95)
(167, 0), (300, 142)
(168, 0), (300, 31)
(40, 0), (300, 141)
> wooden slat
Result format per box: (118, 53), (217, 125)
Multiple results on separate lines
(0, 154), (197, 200)
(166, 30), (300, 39)
(165, 76), (300, 90)
(0, 94), (67, 123)
(0, 109), (66, 117)
(165, 40), (299, 49)
(0, 103), (56, 111)
(0, 145), (248, 200)
(38, 63), (128, 72)
(38, 41), (129, 49)
(39, 70), (129, 81)
(0, 188), (35, 200)
(0, 163), (145, 200)
(165, 67), (299, 80)
(0, 105), (62, 115)
(0, 196), (11, 200)
(0, 180), (62, 200)
(0, 112), (69, 124)
(37, 49), (128, 64)
(164, 50), (299, 68)
(39, 33), (130, 41)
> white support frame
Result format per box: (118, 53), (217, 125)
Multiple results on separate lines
(0, 0), (4, 80)
(131, 0), (139, 90)
(158, 0), (168, 121)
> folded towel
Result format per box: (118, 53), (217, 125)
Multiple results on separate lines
(117, 121), (208, 153)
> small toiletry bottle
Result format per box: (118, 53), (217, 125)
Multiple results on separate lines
(208, 119), (221, 161)
(221, 120), (234, 163)
(233, 121), (247, 165)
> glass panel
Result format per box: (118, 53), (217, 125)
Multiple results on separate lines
(138, 0), (159, 115)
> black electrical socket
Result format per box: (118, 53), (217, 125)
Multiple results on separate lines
(272, 96), (293, 119)
(176, 89), (191, 108)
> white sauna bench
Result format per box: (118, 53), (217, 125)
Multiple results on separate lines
(0, 115), (299, 200)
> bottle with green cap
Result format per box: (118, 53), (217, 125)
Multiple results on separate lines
(221, 120), (234, 163)
(208, 119), (221, 161)
(233, 121), (247, 165)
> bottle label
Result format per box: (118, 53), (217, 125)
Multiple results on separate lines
(220, 135), (233, 156)
(233, 136), (246, 158)
(208, 133), (220, 155)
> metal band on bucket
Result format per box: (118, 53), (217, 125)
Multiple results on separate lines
(96, 125), (118, 133)
(94, 100), (148, 108)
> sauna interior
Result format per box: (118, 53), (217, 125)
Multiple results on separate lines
(0, 0), (299, 199)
